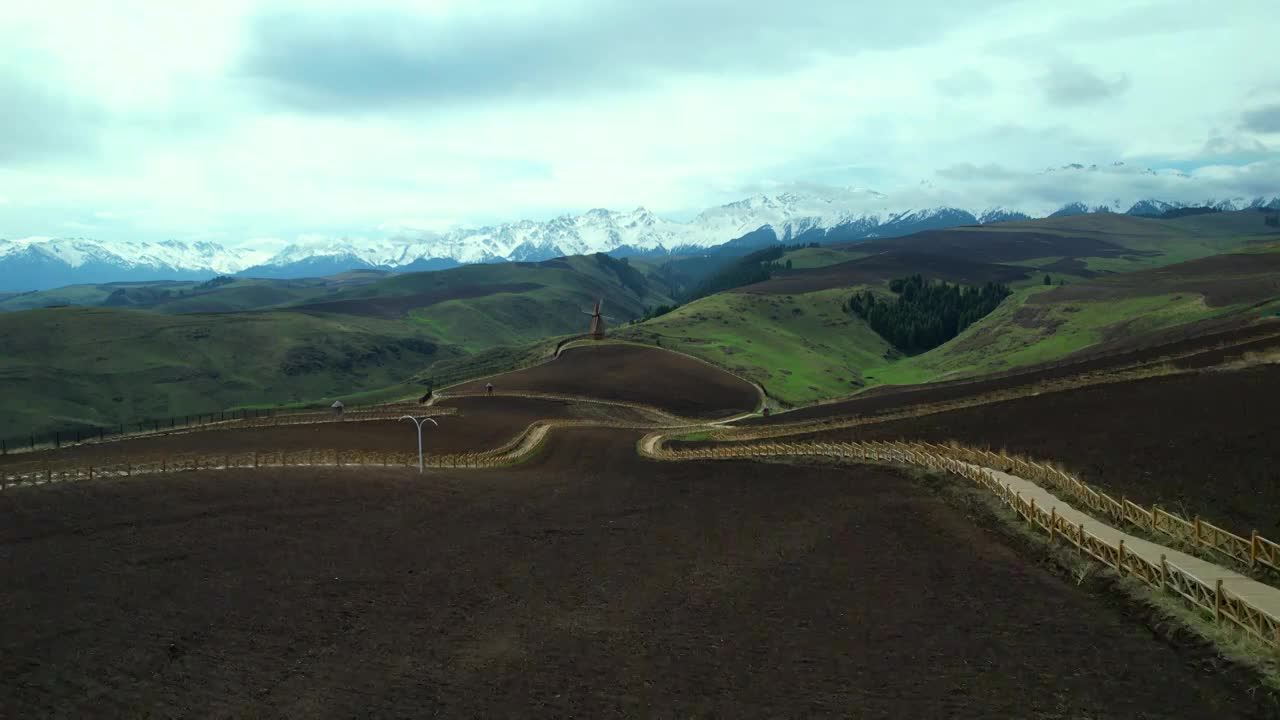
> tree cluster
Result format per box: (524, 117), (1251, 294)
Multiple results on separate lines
(685, 243), (808, 302)
(847, 275), (1012, 355)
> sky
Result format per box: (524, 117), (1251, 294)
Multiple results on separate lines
(1, 0), (1277, 249)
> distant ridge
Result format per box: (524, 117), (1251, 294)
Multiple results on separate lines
(3, 191), (1278, 290)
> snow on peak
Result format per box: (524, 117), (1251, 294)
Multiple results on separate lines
(7, 187), (1279, 284)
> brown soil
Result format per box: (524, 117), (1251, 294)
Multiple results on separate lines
(792, 364), (1280, 538)
(744, 250), (1029, 295)
(0, 397), (640, 469)
(452, 343), (760, 419)
(0, 428), (1262, 718)
(835, 229), (1149, 263)
(1029, 252), (1280, 308)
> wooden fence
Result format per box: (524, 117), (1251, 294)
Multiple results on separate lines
(646, 437), (1280, 648)
(0, 405), (458, 458)
(0, 417), (684, 490)
(913, 443), (1274, 575)
(7, 418), (1279, 648)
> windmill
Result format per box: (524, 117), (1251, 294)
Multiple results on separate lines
(581, 298), (615, 340)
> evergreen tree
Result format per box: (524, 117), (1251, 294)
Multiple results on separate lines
(847, 275), (1012, 355)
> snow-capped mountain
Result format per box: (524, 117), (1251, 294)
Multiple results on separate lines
(3, 189), (1278, 291)
(0, 237), (271, 291)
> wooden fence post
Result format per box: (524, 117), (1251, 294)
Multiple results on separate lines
(1215, 579), (1223, 623)
(1048, 507), (1056, 543)
(1159, 554), (1168, 592)
(1251, 530), (1259, 569)
(1116, 539), (1125, 574)
(1028, 497), (1036, 528)
(1194, 517), (1202, 547)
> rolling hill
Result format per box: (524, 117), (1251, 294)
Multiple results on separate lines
(3, 209), (1277, 438)
(618, 212), (1280, 405)
(0, 253), (675, 439)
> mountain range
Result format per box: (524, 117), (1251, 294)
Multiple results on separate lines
(3, 189), (1278, 290)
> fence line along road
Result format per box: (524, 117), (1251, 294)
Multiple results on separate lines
(640, 437), (1280, 648)
(9, 415), (1279, 649)
(0, 405), (458, 457)
(0, 417), (696, 490)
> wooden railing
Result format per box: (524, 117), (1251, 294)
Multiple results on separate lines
(8, 420), (1279, 648)
(643, 437), (1280, 648)
(0, 416), (688, 490)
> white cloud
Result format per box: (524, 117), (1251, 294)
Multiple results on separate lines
(0, 0), (1275, 247)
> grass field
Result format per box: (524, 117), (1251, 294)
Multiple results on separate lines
(0, 275), (389, 314)
(616, 288), (894, 404)
(0, 254), (677, 439)
(0, 306), (456, 439)
(868, 289), (1230, 385)
(3, 212), (1275, 433)
(618, 244), (1277, 405)
(777, 246), (867, 269)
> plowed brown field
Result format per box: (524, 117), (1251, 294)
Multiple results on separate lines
(0, 429), (1264, 718)
(452, 343), (760, 418)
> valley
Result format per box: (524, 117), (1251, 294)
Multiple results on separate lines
(3, 206), (1279, 718)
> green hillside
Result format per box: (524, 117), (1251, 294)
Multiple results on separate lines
(0, 253), (675, 439)
(397, 255), (674, 350)
(618, 241), (1280, 406)
(0, 307), (454, 439)
(0, 274), (389, 314)
(4, 212), (1275, 434)
(616, 288), (895, 404)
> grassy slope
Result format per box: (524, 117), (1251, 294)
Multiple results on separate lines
(406, 255), (674, 351)
(615, 289), (894, 403)
(955, 212), (1276, 274)
(868, 289), (1231, 385)
(618, 240), (1279, 405)
(0, 275), (388, 314)
(778, 247), (868, 269)
(0, 307), (459, 438)
(0, 255), (676, 438)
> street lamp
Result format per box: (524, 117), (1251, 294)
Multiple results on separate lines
(399, 415), (439, 474)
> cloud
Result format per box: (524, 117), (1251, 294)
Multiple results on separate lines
(239, 0), (1011, 111)
(0, 62), (104, 166)
(935, 69), (993, 97)
(921, 157), (1280, 213)
(1242, 105), (1280, 134)
(0, 0), (1274, 246)
(936, 163), (1022, 181)
(1040, 62), (1130, 107)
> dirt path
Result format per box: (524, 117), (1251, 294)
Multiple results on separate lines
(974, 462), (1280, 622)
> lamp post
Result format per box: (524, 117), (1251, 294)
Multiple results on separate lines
(399, 416), (439, 474)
